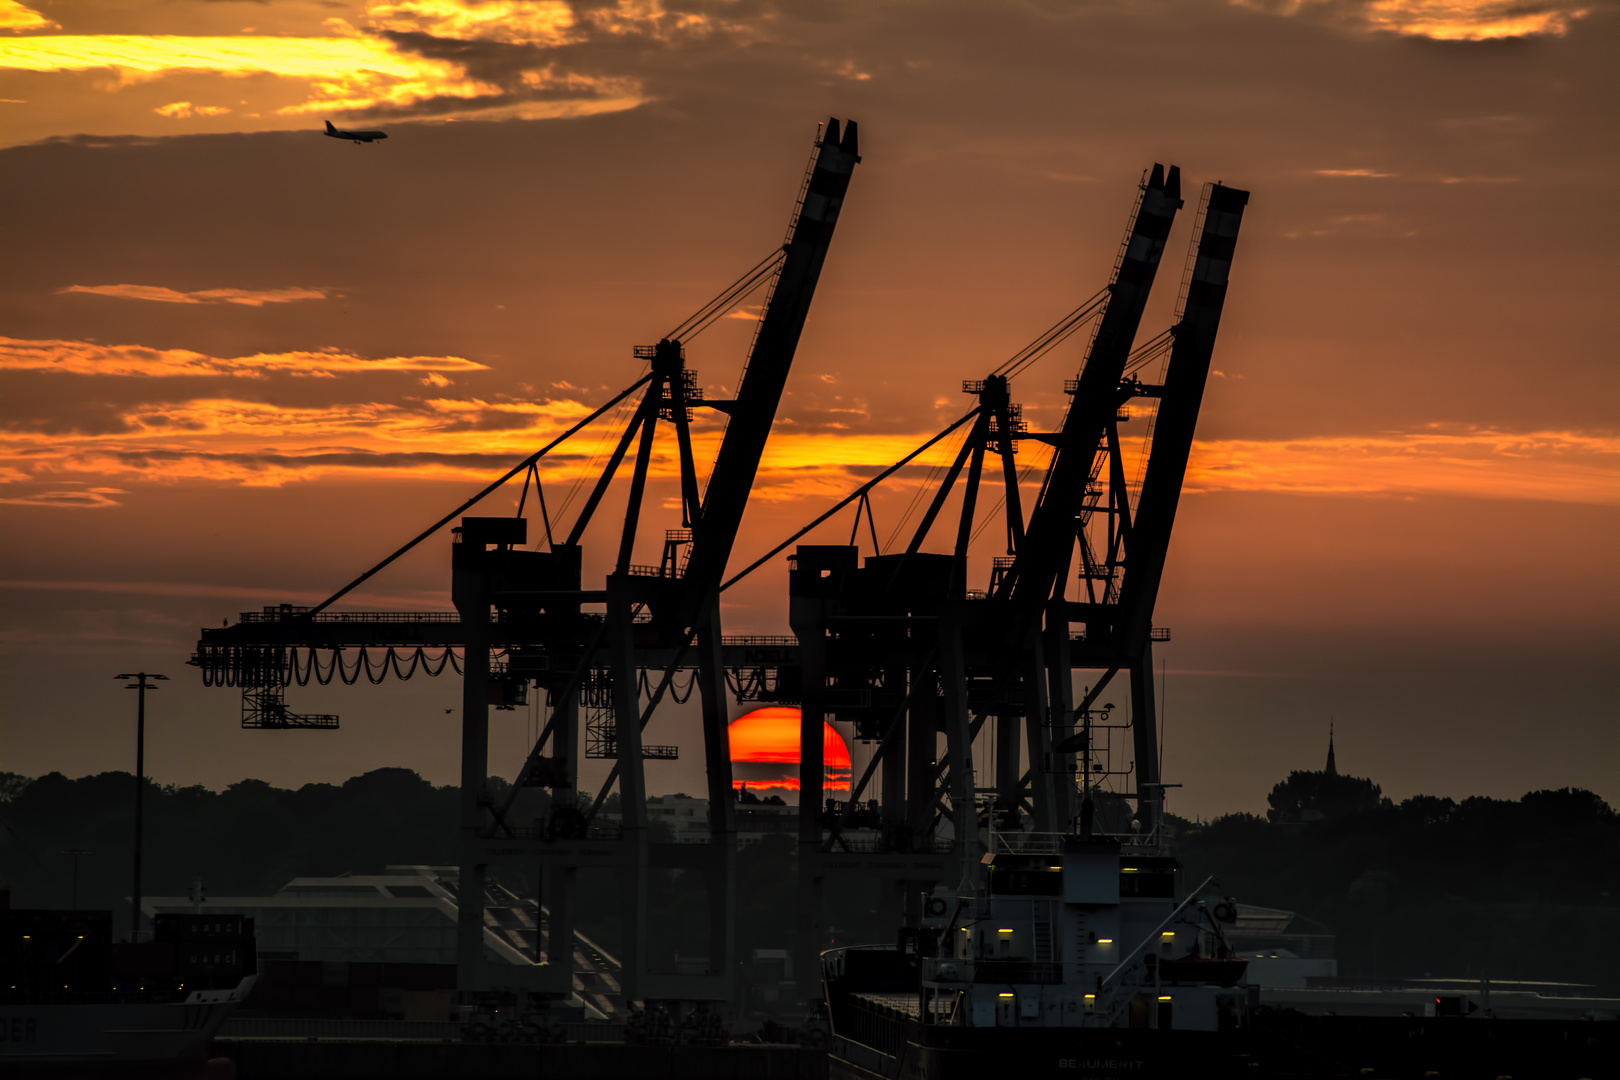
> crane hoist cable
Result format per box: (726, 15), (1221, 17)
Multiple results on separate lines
(662, 247), (788, 344)
(550, 245), (791, 545)
(993, 288), (1109, 382)
(305, 373), (654, 617)
(880, 420), (974, 554)
(719, 406), (982, 592)
(876, 291), (1107, 556)
(547, 389), (643, 540)
(532, 247), (784, 545)
(1022, 321), (1179, 529)
(1123, 328), (1174, 376)
(967, 446), (1050, 549)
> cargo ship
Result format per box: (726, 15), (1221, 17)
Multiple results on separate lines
(2, 896), (255, 1078)
(820, 820), (1618, 1079)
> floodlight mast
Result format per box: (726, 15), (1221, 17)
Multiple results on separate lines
(115, 672), (168, 941)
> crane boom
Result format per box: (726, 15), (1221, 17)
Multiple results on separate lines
(678, 119), (861, 620)
(1002, 164), (1182, 635)
(1110, 183), (1249, 823)
(1117, 182), (1249, 658)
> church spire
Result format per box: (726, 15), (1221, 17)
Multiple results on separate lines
(1325, 720), (1337, 776)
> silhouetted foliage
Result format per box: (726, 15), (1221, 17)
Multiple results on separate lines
(0, 769), (794, 959)
(1266, 769), (1384, 822)
(0, 769), (460, 936)
(1178, 787), (1620, 990)
(10, 767), (1612, 987)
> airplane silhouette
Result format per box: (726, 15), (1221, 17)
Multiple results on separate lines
(324, 120), (387, 144)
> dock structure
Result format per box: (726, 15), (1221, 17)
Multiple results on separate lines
(192, 145), (1251, 1019)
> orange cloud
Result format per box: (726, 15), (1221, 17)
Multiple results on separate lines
(153, 101), (231, 118)
(1, 393), (610, 486)
(0, 336), (489, 378)
(0, 383), (958, 492)
(0, 0), (55, 32)
(4, 349), (1611, 508)
(584, 0), (727, 41)
(364, 0), (577, 45)
(1186, 429), (1619, 505)
(0, 1), (655, 131)
(1233, 0), (1588, 40)
(0, 486), (124, 508)
(61, 284), (328, 306)
(0, 33), (473, 82)
(0, 34), (501, 113)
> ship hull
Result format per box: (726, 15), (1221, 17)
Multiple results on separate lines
(830, 1014), (1620, 1080)
(1, 991), (244, 1079)
(831, 1026), (1249, 1080)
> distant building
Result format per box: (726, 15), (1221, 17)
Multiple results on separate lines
(647, 793), (710, 843)
(1227, 904), (1337, 987)
(735, 792), (797, 845)
(644, 792), (798, 846)
(143, 865), (620, 1019)
(145, 866), (503, 965)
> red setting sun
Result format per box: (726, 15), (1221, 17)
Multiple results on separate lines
(728, 706), (851, 794)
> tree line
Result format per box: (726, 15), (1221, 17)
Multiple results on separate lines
(4, 766), (1614, 987)
(1175, 776), (1620, 990)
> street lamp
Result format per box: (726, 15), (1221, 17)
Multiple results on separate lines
(114, 672), (167, 941)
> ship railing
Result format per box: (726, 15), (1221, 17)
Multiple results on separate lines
(497, 824), (626, 841)
(970, 960), (1064, 985)
(988, 830), (1065, 854)
(833, 833), (954, 854)
(237, 609), (460, 624)
(987, 828), (1174, 856)
(0, 989), (191, 1004)
(720, 634), (799, 647)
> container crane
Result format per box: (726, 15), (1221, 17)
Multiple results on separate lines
(192, 119), (863, 1012)
(716, 168), (1248, 990)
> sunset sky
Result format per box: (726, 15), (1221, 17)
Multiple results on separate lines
(1, 0), (1614, 820)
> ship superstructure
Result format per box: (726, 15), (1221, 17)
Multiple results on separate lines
(906, 834), (1246, 1034)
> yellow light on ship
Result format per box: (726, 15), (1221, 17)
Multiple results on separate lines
(998, 928), (1013, 934)
(1097, 938), (1113, 944)
(1161, 931), (1175, 937)
(998, 992), (1014, 998)
(1158, 995), (1172, 1001)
